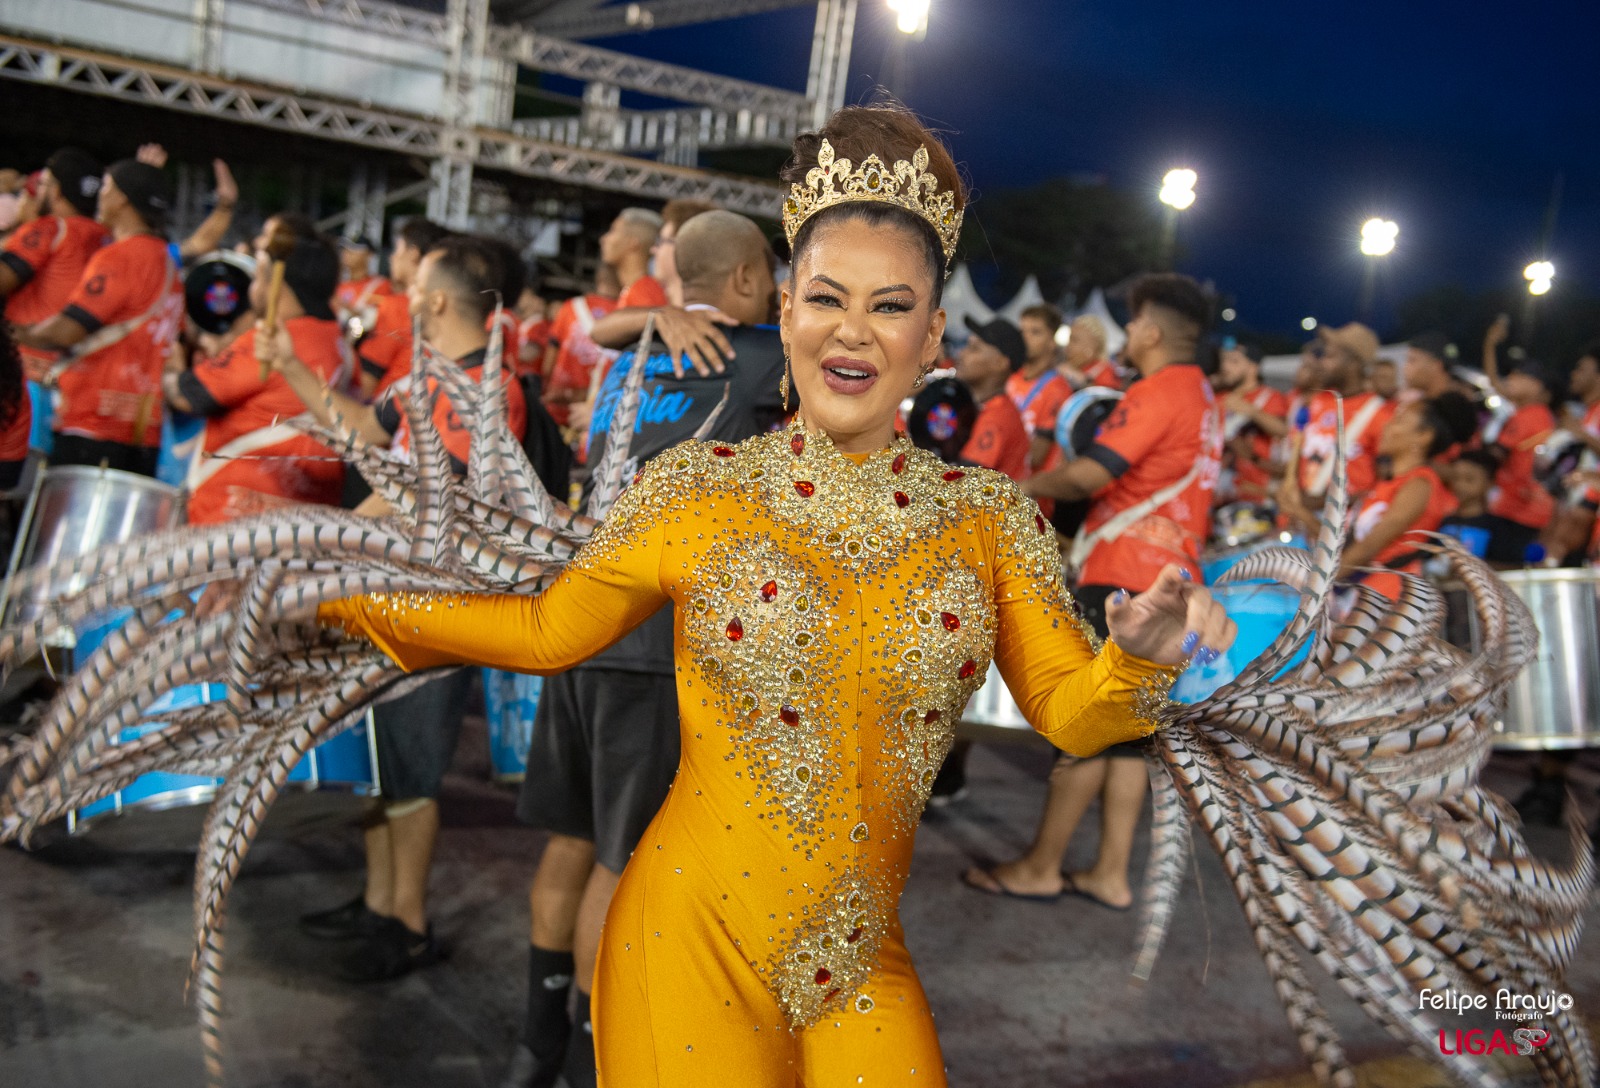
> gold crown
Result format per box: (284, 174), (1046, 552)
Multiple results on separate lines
(782, 139), (962, 263)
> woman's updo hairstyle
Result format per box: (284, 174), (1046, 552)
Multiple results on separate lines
(1420, 391), (1479, 458)
(780, 104), (966, 306)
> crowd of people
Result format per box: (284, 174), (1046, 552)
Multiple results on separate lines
(2, 130), (1598, 1088)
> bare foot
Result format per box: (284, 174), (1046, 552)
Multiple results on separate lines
(960, 860), (1065, 899)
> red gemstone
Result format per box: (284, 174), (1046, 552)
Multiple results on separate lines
(726, 618), (744, 641)
(760, 580), (778, 603)
(942, 470), (965, 482)
(1035, 513), (1048, 534)
(815, 968), (832, 985)
(824, 988), (840, 1002)
(794, 481), (816, 498)
(941, 612), (960, 631)
(779, 705), (800, 726)
(713, 446), (734, 457)
(893, 491), (910, 508)
(846, 927), (863, 944)
(633, 471), (645, 486)
(958, 659), (977, 679)
(924, 709), (941, 724)
(791, 433), (805, 456)
(892, 453), (906, 475)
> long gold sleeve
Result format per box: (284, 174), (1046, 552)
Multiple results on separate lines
(318, 465), (672, 675)
(986, 489), (1183, 757)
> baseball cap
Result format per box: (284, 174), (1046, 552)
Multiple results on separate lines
(1407, 329), (1459, 366)
(1319, 322), (1380, 367)
(963, 316), (1028, 372)
(45, 148), (103, 216)
(106, 159), (173, 231)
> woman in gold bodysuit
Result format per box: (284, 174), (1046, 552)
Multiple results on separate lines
(322, 106), (1235, 1087)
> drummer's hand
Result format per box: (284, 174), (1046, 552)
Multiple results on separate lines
(255, 321), (296, 373)
(656, 307), (737, 379)
(1106, 564), (1236, 667)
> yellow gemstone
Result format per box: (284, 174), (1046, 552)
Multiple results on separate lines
(914, 609), (933, 626)
(845, 540), (862, 557)
(794, 765), (811, 785)
(788, 667), (806, 685)
(849, 822), (869, 843)
(719, 572), (736, 589)
(855, 995), (874, 1014)
(795, 596), (810, 613)
(824, 531), (843, 547)
(903, 648), (923, 664)
(738, 692), (758, 713)
(794, 632), (813, 648)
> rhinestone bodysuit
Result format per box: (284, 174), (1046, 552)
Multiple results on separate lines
(322, 421), (1182, 1084)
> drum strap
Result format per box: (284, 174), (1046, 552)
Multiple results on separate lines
(1307, 395), (1385, 498)
(47, 251), (179, 385)
(186, 418), (311, 490)
(1068, 456), (1206, 574)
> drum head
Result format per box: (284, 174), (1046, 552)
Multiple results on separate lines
(1054, 387), (1123, 457)
(907, 377), (978, 463)
(185, 251), (257, 335)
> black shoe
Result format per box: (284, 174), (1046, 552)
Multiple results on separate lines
(299, 895), (385, 941)
(1514, 775), (1566, 827)
(499, 1044), (568, 1088)
(336, 918), (441, 982)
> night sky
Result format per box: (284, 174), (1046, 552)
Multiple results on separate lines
(598, 0), (1600, 339)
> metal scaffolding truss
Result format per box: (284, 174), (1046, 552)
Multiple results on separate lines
(514, 102), (801, 156)
(229, 0), (810, 118)
(0, 35), (785, 216)
(530, 0), (814, 39)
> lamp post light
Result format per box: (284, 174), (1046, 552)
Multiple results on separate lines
(886, 0), (929, 37)
(1158, 168), (1196, 268)
(1524, 260), (1554, 296)
(1357, 217), (1397, 318)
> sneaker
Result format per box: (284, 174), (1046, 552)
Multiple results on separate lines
(336, 918), (441, 982)
(299, 895), (385, 941)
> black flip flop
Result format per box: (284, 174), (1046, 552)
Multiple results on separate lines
(1061, 873), (1131, 912)
(960, 866), (1063, 903)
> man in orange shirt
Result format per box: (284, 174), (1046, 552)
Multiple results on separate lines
(165, 231), (347, 524)
(333, 234), (392, 339)
(966, 273), (1222, 909)
(1217, 342), (1288, 504)
(1059, 313), (1122, 390)
(272, 236), (526, 982)
(1280, 321), (1394, 536)
(0, 148), (108, 384)
(1009, 303), (1074, 472)
(14, 159), (182, 476)
(954, 316), (1031, 480)
(357, 218), (452, 398)
(1482, 317), (1559, 534)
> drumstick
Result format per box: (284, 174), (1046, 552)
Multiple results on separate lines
(130, 392), (157, 447)
(258, 224), (296, 381)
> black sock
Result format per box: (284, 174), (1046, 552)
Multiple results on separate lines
(561, 989), (597, 1088)
(525, 945), (574, 1065)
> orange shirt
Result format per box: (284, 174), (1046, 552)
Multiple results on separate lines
(1229, 384), (1288, 503)
(518, 316), (552, 378)
(545, 293), (618, 427)
(375, 348), (528, 474)
(1078, 364), (1222, 590)
(1352, 464), (1458, 598)
(618, 274), (668, 310)
(335, 274), (392, 315)
(960, 392), (1030, 481)
(1005, 369), (1072, 442)
(1488, 403), (1556, 530)
(1581, 400), (1600, 506)
(181, 316), (348, 525)
(1296, 390), (1394, 501)
(1082, 357), (1122, 390)
(57, 233), (181, 447)
(358, 293), (414, 394)
(2, 214), (109, 382)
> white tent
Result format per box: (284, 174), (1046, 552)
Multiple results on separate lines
(1074, 288), (1127, 357)
(941, 263), (994, 336)
(996, 275), (1045, 324)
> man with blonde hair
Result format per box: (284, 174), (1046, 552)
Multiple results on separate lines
(1059, 313), (1122, 389)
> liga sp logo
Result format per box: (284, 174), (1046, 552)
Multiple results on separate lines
(1437, 1027), (1551, 1057)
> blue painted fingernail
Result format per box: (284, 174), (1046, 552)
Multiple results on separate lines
(1196, 646), (1220, 666)
(1179, 568), (1193, 581)
(1111, 589), (1129, 605)
(1181, 631), (1200, 655)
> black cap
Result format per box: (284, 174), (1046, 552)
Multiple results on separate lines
(963, 315), (1028, 372)
(1408, 329), (1459, 365)
(44, 148), (102, 216)
(105, 159), (173, 231)
(1510, 355), (1566, 404)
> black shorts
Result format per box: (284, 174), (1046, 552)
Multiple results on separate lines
(1072, 583), (1147, 760)
(373, 669), (475, 801)
(516, 668), (680, 875)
